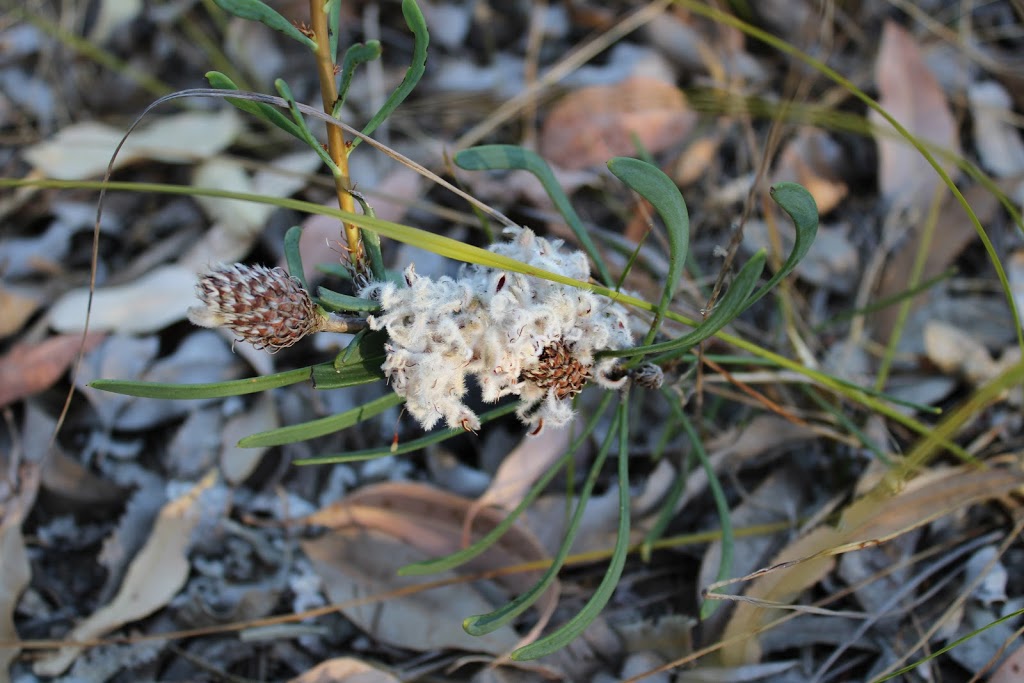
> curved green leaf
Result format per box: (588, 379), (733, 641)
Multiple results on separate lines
(89, 365), (315, 399)
(463, 407), (621, 636)
(745, 182), (819, 306)
(276, 78), (342, 176)
(313, 330), (388, 388)
(205, 71), (303, 139)
(238, 392), (403, 448)
(211, 0), (317, 50)
(603, 250), (767, 361)
(398, 392), (615, 576)
(511, 398), (632, 660)
(353, 0), (428, 146)
(607, 157), (689, 346)
(284, 225), (307, 290)
(334, 40), (382, 114)
(455, 145), (614, 287)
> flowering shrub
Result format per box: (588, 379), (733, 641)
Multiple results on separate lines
(361, 227), (633, 433)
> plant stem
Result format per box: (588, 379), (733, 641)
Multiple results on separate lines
(309, 0), (365, 277)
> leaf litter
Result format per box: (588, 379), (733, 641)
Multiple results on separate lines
(3, 2), (1024, 682)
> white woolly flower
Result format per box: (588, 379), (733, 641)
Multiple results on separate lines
(361, 227), (633, 434)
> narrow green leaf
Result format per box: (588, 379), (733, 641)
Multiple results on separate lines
(353, 0), (428, 147)
(399, 392), (615, 576)
(211, 0), (317, 50)
(89, 365), (315, 399)
(334, 40), (382, 115)
(511, 398), (632, 660)
(316, 287), (380, 312)
(284, 225), (307, 290)
(607, 157), (689, 346)
(455, 145), (614, 288)
(350, 191), (386, 280)
(675, 409), (732, 621)
(313, 329), (388, 388)
(238, 393), (403, 448)
(603, 250), (767, 360)
(205, 71), (303, 139)
(463, 408), (622, 636)
(745, 181), (819, 306)
(275, 79), (342, 176)
(295, 403), (519, 465)
(325, 0), (341, 61)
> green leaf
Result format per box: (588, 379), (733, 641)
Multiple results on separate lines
(746, 181), (819, 306)
(295, 402), (519, 465)
(238, 392), (403, 448)
(455, 145), (614, 287)
(463, 406), (622, 636)
(275, 79), (342, 177)
(89, 365), (315, 399)
(205, 71), (303, 139)
(312, 330), (388, 388)
(604, 250), (767, 361)
(511, 398), (632, 660)
(398, 392), (616, 576)
(334, 40), (382, 115)
(325, 0), (341, 61)
(284, 225), (307, 290)
(316, 287), (380, 313)
(353, 0), (428, 147)
(211, 0), (318, 50)
(607, 157), (689, 346)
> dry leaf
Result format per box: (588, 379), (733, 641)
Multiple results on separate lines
(48, 264), (198, 334)
(717, 466), (1024, 665)
(220, 393), (278, 485)
(771, 128), (848, 215)
(289, 657), (401, 683)
(923, 320), (998, 386)
(541, 76), (696, 170)
(674, 133), (723, 186)
(968, 81), (1024, 178)
(870, 21), (960, 209)
(1009, 250), (1024, 325)
(0, 333), (104, 408)
(33, 470), (218, 676)
(0, 286), (41, 339)
(990, 640), (1024, 683)
(0, 464), (39, 682)
(22, 109), (240, 180)
(303, 482), (556, 656)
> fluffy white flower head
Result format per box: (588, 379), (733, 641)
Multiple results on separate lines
(361, 227), (633, 434)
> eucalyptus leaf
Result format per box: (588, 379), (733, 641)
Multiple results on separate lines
(211, 0), (318, 50)
(455, 145), (614, 287)
(238, 393), (403, 448)
(607, 157), (689, 346)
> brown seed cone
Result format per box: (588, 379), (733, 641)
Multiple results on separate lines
(188, 263), (326, 350)
(520, 340), (592, 400)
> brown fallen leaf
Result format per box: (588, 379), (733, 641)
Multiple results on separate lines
(289, 657), (400, 683)
(990, 640), (1024, 683)
(771, 128), (848, 216)
(0, 463), (40, 682)
(33, 470), (218, 676)
(870, 21), (960, 210)
(716, 465), (1024, 665)
(303, 482), (557, 657)
(541, 76), (697, 170)
(0, 286), (41, 339)
(0, 332), (104, 408)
